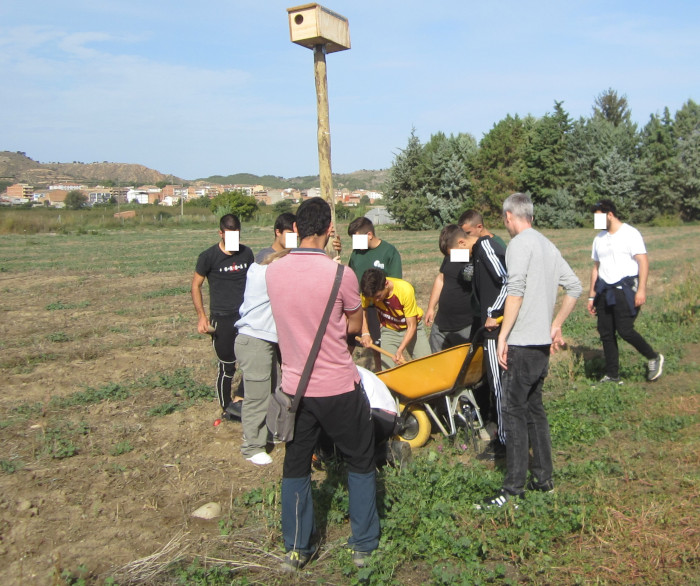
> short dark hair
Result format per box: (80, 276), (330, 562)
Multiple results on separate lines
(219, 214), (240, 231)
(348, 216), (374, 237)
(360, 268), (386, 298)
(457, 209), (483, 228)
(593, 199), (619, 218)
(296, 197), (331, 240)
(439, 224), (467, 256)
(274, 212), (296, 234)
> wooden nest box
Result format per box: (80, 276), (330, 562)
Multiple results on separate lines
(287, 3), (350, 53)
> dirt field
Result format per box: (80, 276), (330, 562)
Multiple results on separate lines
(0, 225), (698, 584)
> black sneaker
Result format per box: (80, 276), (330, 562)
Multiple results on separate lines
(526, 478), (555, 493)
(647, 354), (664, 381)
(281, 549), (312, 571)
(388, 440), (412, 468)
(474, 488), (523, 510)
(477, 439), (506, 462)
(350, 549), (373, 568)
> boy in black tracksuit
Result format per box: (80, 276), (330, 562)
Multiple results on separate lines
(471, 234), (508, 457)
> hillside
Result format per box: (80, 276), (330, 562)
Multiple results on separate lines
(0, 151), (388, 191)
(0, 151), (179, 188)
(200, 169), (388, 191)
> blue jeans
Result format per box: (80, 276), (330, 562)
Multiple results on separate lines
(500, 345), (553, 495)
(281, 384), (379, 555)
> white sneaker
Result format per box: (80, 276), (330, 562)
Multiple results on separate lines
(246, 452), (272, 466)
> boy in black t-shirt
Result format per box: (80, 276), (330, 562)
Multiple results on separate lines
(425, 225), (478, 352)
(191, 214), (253, 421)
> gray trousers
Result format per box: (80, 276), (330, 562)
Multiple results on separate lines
(234, 334), (280, 458)
(380, 322), (431, 370)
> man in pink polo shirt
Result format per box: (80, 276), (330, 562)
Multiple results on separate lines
(266, 197), (379, 572)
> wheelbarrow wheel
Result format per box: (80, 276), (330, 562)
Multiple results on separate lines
(395, 404), (431, 448)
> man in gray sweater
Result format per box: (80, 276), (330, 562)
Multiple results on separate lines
(478, 193), (582, 508)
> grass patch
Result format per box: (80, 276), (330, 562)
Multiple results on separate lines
(637, 414), (695, 442)
(147, 402), (182, 417)
(42, 420), (90, 459)
(46, 331), (72, 343)
(110, 441), (134, 456)
(45, 300), (91, 311)
(143, 285), (190, 299)
(0, 459), (24, 474)
(50, 382), (131, 409)
(155, 368), (212, 400)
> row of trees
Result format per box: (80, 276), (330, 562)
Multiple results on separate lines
(384, 90), (699, 229)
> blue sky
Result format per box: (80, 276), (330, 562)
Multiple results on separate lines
(1, 1), (698, 180)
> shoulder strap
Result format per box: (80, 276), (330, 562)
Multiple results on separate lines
(290, 263), (344, 412)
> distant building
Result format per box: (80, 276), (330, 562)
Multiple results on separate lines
(365, 206), (396, 226)
(265, 189), (285, 204)
(110, 187), (130, 204)
(37, 189), (70, 208)
(126, 189), (150, 204)
(49, 183), (85, 192)
(88, 188), (112, 205)
(162, 185), (188, 200)
(7, 183), (34, 198)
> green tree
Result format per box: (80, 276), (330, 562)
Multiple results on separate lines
(522, 101), (572, 202)
(384, 129), (433, 230)
(593, 148), (638, 220)
(426, 153), (472, 225)
(185, 195), (211, 208)
(65, 190), (88, 210)
(636, 109), (678, 220)
(673, 99), (700, 220)
(471, 114), (533, 216)
(210, 190), (258, 220)
(535, 188), (584, 228)
(593, 88), (632, 127)
(273, 199), (294, 214)
(155, 181), (168, 189)
(566, 113), (640, 213)
(677, 130), (700, 220)
(335, 202), (352, 220)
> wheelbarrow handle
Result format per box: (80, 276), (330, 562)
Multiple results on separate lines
(354, 336), (397, 361)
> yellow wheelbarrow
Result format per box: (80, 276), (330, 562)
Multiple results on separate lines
(372, 328), (491, 450)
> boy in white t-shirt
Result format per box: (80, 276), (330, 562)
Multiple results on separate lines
(587, 200), (663, 383)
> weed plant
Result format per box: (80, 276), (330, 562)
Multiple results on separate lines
(110, 441), (134, 456)
(42, 420), (90, 459)
(0, 459), (24, 474)
(50, 382), (131, 409)
(46, 331), (72, 343)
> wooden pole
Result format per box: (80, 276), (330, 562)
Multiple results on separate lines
(313, 44), (337, 256)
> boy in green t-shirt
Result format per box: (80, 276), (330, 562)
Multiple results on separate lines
(348, 217), (402, 369)
(348, 217), (402, 281)
(359, 268), (431, 369)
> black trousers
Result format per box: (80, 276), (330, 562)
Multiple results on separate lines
(595, 289), (656, 379)
(210, 314), (244, 409)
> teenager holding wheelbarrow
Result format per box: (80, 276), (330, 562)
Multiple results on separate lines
(359, 268), (431, 369)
